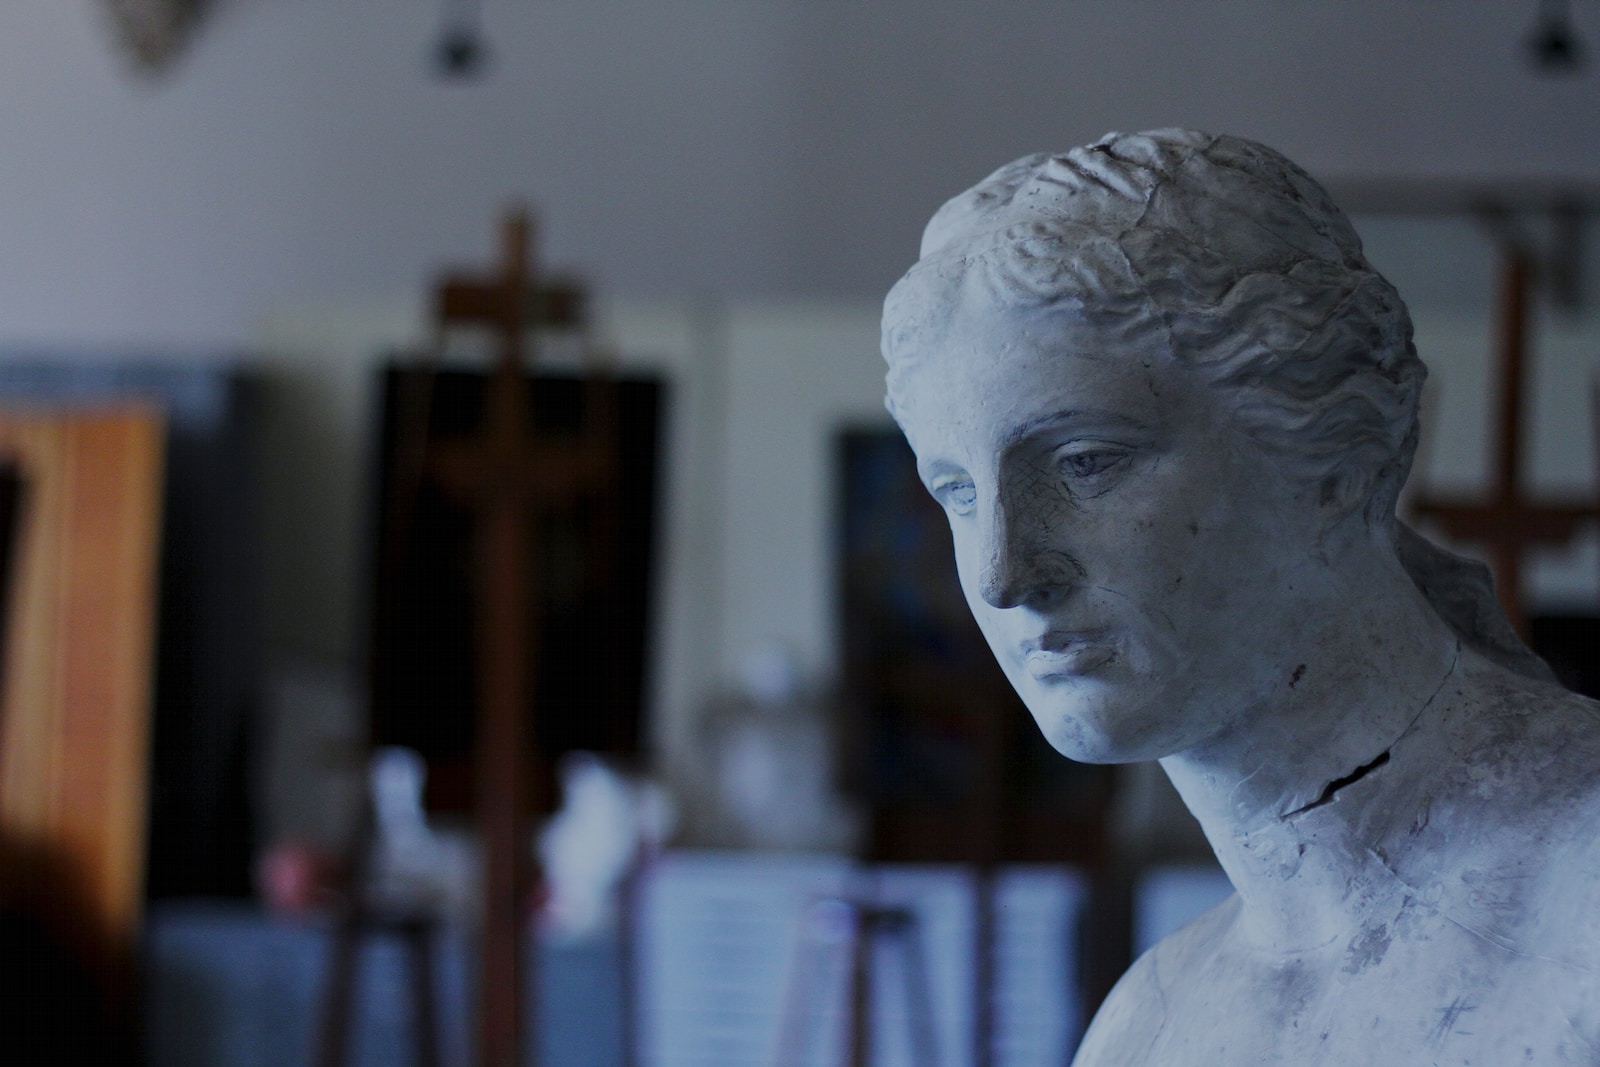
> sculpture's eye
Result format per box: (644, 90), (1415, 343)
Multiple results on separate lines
(930, 474), (977, 515)
(1056, 443), (1129, 481)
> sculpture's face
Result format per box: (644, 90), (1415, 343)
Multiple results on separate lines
(889, 286), (1329, 763)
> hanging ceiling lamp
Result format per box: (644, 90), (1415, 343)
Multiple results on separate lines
(99, 0), (215, 76)
(1526, 0), (1587, 74)
(433, 0), (490, 81)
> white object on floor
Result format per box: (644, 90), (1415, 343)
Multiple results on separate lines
(539, 752), (676, 942)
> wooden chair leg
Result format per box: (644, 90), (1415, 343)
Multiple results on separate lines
(846, 912), (872, 1067)
(316, 916), (363, 1067)
(405, 920), (441, 1067)
(774, 896), (950, 1067)
(618, 863), (640, 1067)
(773, 901), (834, 1067)
(899, 915), (940, 1067)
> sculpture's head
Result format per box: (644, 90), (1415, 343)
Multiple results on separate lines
(884, 128), (1424, 529)
(881, 129), (1540, 763)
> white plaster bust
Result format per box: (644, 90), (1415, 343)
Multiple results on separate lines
(882, 129), (1600, 1063)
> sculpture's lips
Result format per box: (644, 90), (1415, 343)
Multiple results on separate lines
(1023, 631), (1116, 679)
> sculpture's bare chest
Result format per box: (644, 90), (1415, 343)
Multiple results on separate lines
(1076, 900), (1600, 1066)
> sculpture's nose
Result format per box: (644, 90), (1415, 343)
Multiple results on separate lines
(976, 488), (1064, 611)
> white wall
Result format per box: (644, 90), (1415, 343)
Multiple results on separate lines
(716, 301), (890, 680)
(1, 1), (1599, 346)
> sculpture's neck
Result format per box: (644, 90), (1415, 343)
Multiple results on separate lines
(1157, 554), (1465, 952)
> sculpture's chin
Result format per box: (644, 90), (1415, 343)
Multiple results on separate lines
(1024, 692), (1176, 766)
(1041, 733), (1165, 766)
(1014, 658), (1229, 765)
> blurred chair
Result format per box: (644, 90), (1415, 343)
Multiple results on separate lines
(774, 892), (940, 1067)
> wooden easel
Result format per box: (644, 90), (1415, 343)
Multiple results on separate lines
(1412, 244), (1600, 633)
(421, 209), (613, 1067)
(1321, 181), (1600, 632)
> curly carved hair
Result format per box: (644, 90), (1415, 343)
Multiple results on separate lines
(882, 129), (1547, 680)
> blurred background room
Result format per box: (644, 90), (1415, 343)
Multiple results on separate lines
(0, 2), (1596, 1065)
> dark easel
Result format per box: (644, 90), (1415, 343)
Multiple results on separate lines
(429, 210), (618, 1067)
(316, 863), (443, 1067)
(334, 208), (620, 1067)
(832, 429), (1119, 1066)
(351, 205), (661, 1066)
(1324, 181), (1600, 632)
(1411, 238), (1600, 633)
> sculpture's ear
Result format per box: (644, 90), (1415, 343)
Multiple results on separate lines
(1316, 460), (1374, 523)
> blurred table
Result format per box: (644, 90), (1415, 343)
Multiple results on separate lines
(143, 902), (623, 1067)
(142, 854), (1232, 1067)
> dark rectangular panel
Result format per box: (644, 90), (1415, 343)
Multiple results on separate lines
(367, 365), (663, 813)
(835, 426), (1114, 865)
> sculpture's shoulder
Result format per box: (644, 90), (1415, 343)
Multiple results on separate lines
(1380, 664), (1600, 1050)
(1456, 654), (1600, 780)
(1494, 680), (1600, 957)
(1070, 670), (1600, 1067)
(1401, 664), (1600, 953)
(1426, 664), (1600, 890)
(1070, 890), (1241, 1067)
(1521, 682), (1600, 860)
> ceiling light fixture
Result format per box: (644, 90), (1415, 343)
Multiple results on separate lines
(1527, 0), (1586, 74)
(434, 0), (489, 81)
